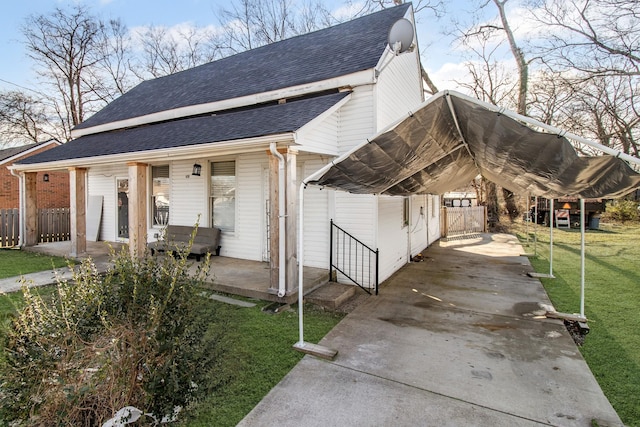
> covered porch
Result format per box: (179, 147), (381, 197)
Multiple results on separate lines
(23, 240), (328, 303)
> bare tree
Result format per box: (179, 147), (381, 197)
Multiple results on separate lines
(22, 5), (106, 129)
(0, 91), (49, 143)
(132, 24), (222, 80)
(526, 0), (639, 160)
(454, 25), (517, 106)
(217, 0), (333, 55)
(353, 0), (445, 17)
(453, 0), (532, 222)
(94, 19), (138, 99)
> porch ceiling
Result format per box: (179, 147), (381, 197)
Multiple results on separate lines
(309, 90), (640, 199)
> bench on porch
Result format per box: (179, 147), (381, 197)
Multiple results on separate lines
(148, 225), (221, 261)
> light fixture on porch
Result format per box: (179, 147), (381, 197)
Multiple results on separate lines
(43, 173), (50, 182)
(192, 163), (202, 176)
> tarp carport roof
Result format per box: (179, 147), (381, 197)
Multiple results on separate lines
(307, 90), (640, 199)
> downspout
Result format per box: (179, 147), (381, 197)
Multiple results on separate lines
(269, 143), (286, 298)
(10, 169), (25, 247)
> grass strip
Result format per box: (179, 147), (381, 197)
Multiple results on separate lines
(0, 249), (68, 279)
(515, 222), (640, 426)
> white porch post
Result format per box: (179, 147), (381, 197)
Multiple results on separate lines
(267, 147), (298, 297)
(285, 148), (298, 295)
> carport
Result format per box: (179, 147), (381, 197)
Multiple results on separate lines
(295, 90), (640, 354)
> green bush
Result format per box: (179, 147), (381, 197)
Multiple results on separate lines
(0, 231), (226, 426)
(603, 199), (639, 223)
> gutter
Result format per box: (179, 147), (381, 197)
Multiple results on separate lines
(269, 143), (287, 298)
(10, 134), (295, 173)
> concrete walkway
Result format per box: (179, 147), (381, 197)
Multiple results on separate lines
(239, 234), (623, 427)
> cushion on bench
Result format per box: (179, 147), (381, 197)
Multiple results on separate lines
(148, 225), (221, 260)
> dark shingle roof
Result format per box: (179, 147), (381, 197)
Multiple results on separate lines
(0, 143), (39, 163)
(18, 92), (350, 164)
(75, 4), (411, 130)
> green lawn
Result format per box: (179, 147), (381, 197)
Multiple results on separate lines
(515, 222), (640, 426)
(180, 301), (344, 426)
(0, 249), (68, 279)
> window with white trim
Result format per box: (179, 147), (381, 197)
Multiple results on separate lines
(151, 165), (170, 226)
(211, 161), (236, 232)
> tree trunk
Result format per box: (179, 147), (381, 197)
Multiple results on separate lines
(502, 187), (519, 221)
(485, 178), (499, 230)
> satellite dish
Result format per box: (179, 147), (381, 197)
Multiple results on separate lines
(388, 18), (414, 55)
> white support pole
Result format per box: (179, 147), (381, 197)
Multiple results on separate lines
(580, 198), (586, 318)
(293, 181), (338, 360)
(549, 198), (554, 277)
(528, 197), (555, 279)
(297, 182), (305, 346)
(525, 195), (530, 245)
(534, 196), (538, 256)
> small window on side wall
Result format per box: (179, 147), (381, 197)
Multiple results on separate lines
(403, 198), (409, 227)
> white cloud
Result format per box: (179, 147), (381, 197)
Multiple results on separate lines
(427, 61), (472, 92)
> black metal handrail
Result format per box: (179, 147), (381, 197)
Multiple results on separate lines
(329, 219), (379, 295)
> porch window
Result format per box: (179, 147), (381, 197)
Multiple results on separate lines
(151, 165), (170, 227)
(211, 160), (236, 232)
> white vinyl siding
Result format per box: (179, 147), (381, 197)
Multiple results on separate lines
(377, 195), (408, 282)
(428, 195), (441, 246)
(170, 160), (207, 227)
(212, 152), (265, 261)
(375, 49), (423, 130)
(337, 86), (375, 155)
(409, 194), (429, 256)
(297, 109), (339, 155)
(301, 158), (330, 268)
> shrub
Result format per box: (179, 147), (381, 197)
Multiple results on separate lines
(603, 199), (639, 223)
(0, 231), (226, 426)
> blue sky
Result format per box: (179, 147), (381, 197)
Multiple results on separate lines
(0, 0), (495, 94)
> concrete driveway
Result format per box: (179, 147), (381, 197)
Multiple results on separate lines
(238, 234), (622, 427)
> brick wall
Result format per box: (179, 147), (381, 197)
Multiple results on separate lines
(0, 144), (70, 209)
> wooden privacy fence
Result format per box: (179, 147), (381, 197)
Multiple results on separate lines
(0, 208), (71, 247)
(1, 208), (20, 247)
(441, 206), (487, 238)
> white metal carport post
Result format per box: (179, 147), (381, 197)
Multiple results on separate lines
(527, 197), (555, 280)
(293, 178), (338, 360)
(580, 199), (586, 318)
(549, 198), (555, 278)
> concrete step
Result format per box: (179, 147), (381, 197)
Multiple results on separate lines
(305, 282), (356, 310)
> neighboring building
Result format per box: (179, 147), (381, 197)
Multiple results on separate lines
(443, 191), (478, 208)
(11, 4), (441, 298)
(1, 140), (69, 209)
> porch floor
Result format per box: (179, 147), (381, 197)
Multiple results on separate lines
(23, 241), (328, 303)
